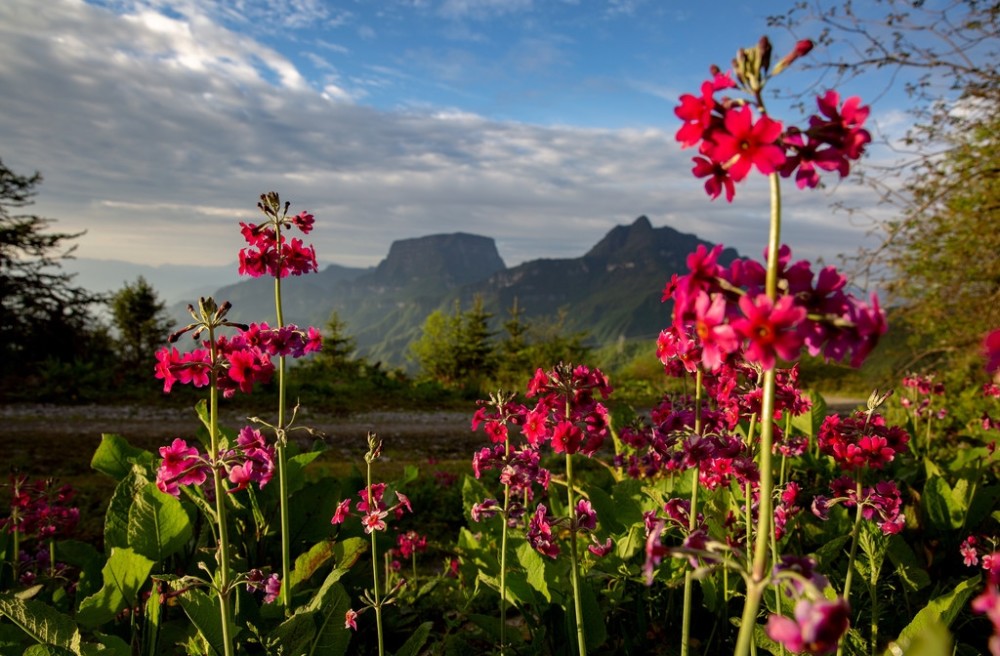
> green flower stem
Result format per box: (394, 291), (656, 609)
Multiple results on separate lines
(565, 451), (587, 656)
(835, 476), (865, 656)
(273, 249), (293, 610)
(734, 171), (782, 656)
(869, 573), (879, 656)
(499, 438), (512, 656)
(681, 368), (704, 656)
(367, 460), (385, 656)
(11, 526), (19, 582)
(208, 332), (235, 656)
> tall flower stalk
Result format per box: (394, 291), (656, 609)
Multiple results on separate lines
(667, 36), (882, 654)
(681, 369), (704, 656)
(333, 433), (411, 654)
(206, 322), (235, 656)
(238, 191), (319, 608)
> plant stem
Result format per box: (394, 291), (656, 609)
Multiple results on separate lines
(274, 261), (292, 609)
(367, 460), (385, 656)
(499, 438), (511, 655)
(565, 451), (587, 656)
(835, 476), (865, 656)
(208, 332), (234, 656)
(734, 171), (782, 656)
(681, 369), (704, 656)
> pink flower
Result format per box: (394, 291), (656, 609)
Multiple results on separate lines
(471, 498), (500, 522)
(526, 504), (560, 558)
(765, 597), (851, 655)
(962, 536), (980, 568)
(692, 156), (737, 202)
(522, 407), (549, 445)
(156, 439), (209, 497)
(362, 510), (388, 534)
(588, 536), (613, 557)
(984, 329), (1000, 374)
(551, 420), (583, 455)
(292, 211), (314, 233)
(331, 499), (351, 525)
(732, 294), (806, 369)
(971, 554), (1000, 656)
(245, 568), (281, 603)
(689, 291), (739, 371)
(811, 90), (871, 161)
(345, 609), (358, 630)
(710, 106), (786, 181)
(575, 499), (598, 531)
(675, 81), (718, 148)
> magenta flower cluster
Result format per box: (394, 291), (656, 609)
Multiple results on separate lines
(469, 365), (615, 560)
(155, 322), (321, 397)
(238, 211), (318, 278)
(660, 243), (886, 372)
(676, 42), (871, 202)
(817, 412), (910, 471)
(155, 426), (277, 497)
(1, 475), (79, 541)
(330, 482), (413, 535)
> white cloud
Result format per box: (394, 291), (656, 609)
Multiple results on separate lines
(0, 0), (879, 280)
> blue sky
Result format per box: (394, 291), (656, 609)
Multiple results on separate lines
(0, 0), (922, 283)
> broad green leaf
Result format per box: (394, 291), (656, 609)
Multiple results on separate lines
(579, 580), (607, 651)
(0, 592), (81, 652)
(302, 538), (368, 608)
(289, 542), (337, 594)
(923, 476), (967, 531)
(91, 632), (131, 656)
(395, 621), (432, 656)
(815, 535), (851, 568)
(127, 483), (193, 562)
(967, 483), (1000, 529)
(885, 618), (953, 655)
(791, 389), (829, 439)
(892, 576), (980, 647)
(54, 540), (104, 601)
(306, 581), (351, 656)
(76, 548), (155, 629)
(586, 486), (623, 533)
(175, 588), (225, 656)
(286, 451), (323, 496)
(91, 434), (153, 479)
(515, 541), (551, 602)
(610, 479), (646, 527)
(887, 535), (931, 592)
(268, 611), (316, 656)
(104, 469), (147, 553)
(23, 646), (74, 656)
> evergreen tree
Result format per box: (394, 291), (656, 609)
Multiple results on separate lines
(310, 311), (361, 378)
(0, 159), (103, 385)
(109, 276), (175, 378)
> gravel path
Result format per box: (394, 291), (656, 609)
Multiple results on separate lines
(1, 403), (479, 476)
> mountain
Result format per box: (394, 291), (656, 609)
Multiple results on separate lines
(170, 217), (739, 367)
(467, 216), (739, 344)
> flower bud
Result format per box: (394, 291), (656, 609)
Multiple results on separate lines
(772, 39), (814, 75)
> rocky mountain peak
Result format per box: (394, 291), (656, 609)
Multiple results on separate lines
(370, 232), (506, 288)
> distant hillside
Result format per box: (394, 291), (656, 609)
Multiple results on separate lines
(172, 217), (740, 367)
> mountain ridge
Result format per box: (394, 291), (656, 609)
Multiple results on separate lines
(159, 216), (738, 367)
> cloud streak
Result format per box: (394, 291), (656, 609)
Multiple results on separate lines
(0, 0), (882, 277)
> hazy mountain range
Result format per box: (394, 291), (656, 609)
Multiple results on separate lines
(67, 216), (739, 367)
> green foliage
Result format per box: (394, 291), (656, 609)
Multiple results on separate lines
(0, 159), (109, 395)
(108, 276), (174, 380)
